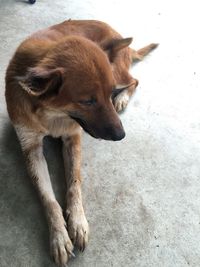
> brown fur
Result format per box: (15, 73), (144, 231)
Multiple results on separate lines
(5, 19), (157, 266)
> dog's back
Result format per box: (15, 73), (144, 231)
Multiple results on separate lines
(31, 20), (121, 42)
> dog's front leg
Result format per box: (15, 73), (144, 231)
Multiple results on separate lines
(62, 133), (89, 252)
(15, 126), (73, 267)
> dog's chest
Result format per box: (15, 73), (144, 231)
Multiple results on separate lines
(39, 109), (80, 137)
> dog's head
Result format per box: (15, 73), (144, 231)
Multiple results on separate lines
(17, 36), (133, 141)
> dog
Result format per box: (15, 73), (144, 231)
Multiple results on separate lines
(5, 20), (157, 266)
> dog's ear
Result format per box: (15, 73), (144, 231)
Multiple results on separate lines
(17, 67), (63, 96)
(101, 37), (133, 62)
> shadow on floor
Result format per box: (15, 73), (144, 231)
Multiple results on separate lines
(0, 120), (69, 266)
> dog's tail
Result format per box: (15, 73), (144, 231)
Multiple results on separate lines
(131, 43), (159, 63)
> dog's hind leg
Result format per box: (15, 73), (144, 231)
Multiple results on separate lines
(62, 132), (89, 252)
(113, 43), (158, 112)
(15, 125), (73, 267)
(113, 78), (138, 113)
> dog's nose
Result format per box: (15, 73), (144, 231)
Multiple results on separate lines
(110, 128), (125, 141)
(105, 124), (125, 141)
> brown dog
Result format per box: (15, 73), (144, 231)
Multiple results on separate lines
(5, 20), (157, 266)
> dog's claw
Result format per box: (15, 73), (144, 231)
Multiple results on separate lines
(81, 240), (86, 252)
(69, 251), (76, 258)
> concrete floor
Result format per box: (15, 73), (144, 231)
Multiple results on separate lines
(0, 0), (200, 266)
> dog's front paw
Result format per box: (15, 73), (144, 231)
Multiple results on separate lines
(113, 90), (130, 112)
(66, 206), (89, 252)
(50, 227), (74, 267)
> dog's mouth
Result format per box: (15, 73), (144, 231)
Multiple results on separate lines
(69, 115), (99, 139)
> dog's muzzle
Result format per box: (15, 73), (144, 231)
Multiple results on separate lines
(70, 115), (125, 141)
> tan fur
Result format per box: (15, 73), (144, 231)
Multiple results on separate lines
(5, 19), (157, 266)
(62, 134), (89, 251)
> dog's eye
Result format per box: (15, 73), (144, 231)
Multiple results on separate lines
(78, 98), (97, 106)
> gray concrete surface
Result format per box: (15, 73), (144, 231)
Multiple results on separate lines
(0, 0), (200, 266)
